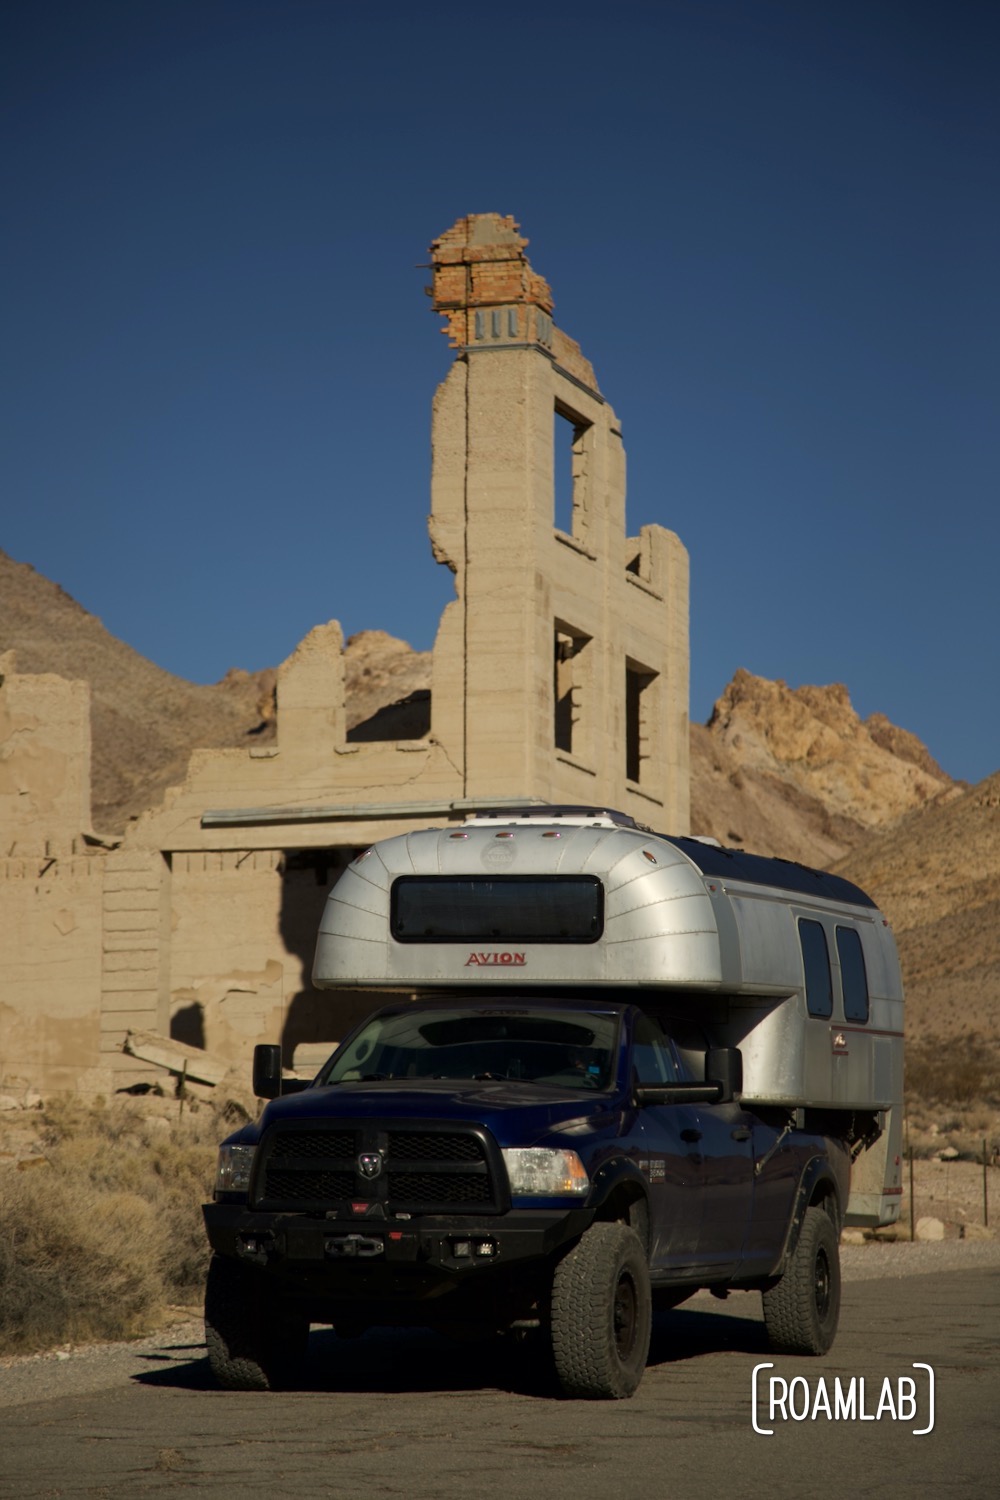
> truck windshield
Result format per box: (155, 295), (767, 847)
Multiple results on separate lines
(320, 1006), (619, 1091)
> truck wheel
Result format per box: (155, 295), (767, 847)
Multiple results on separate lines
(551, 1222), (652, 1399)
(762, 1205), (841, 1355)
(204, 1254), (309, 1391)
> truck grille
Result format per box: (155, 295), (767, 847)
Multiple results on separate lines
(251, 1120), (504, 1214)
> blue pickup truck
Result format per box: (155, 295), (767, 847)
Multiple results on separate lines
(203, 809), (901, 1398)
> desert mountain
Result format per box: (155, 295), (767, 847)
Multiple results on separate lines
(689, 669), (957, 866)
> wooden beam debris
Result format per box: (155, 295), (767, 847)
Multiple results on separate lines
(121, 1030), (231, 1087)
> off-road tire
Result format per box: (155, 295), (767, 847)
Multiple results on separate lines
(551, 1222), (652, 1399)
(204, 1254), (309, 1391)
(762, 1204), (841, 1355)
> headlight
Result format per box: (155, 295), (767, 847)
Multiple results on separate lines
(502, 1147), (589, 1197)
(215, 1143), (256, 1194)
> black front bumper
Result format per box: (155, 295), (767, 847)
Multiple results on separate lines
(204, 1201), (592, 1283)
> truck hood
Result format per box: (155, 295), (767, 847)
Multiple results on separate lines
(251, 1080), (620, 1148)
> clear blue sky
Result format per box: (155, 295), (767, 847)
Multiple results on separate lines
(3, 1), (997, 784)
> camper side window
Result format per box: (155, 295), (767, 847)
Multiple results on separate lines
(836, 926), (870, 1023)
(799, 919), (833, 1017)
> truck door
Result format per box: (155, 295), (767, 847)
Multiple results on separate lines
(685, 1099), (755, 1278)
(631, 1015), (704, 1272)
(633, 1015), (754, 1279)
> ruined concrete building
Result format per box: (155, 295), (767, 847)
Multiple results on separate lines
(0, 214), (689, 1095)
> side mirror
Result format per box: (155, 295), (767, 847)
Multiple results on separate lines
(253, 1043), (283, 1100)
(633, 1046), (744, 1108)
(705, 1046), (742, 1104)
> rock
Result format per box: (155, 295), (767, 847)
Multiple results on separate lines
(960, 1222), (996, 1241)
(0, 1094), (21, 1111)
(915, 1216), (946, 1241)
(690, 670), (955, 866)
(840, 1228), (866, 1245)
(937, 1146), (960, 1160)
(702, 671), (952, 833)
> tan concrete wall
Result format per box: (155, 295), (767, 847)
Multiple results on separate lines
(0, 855), (107, 1095)
(0, 653), (93, 855)
(0, 662), (111, 1094)
(427, 214), (689, 828)
(99, 850), (169, 1085)
(0, 211), (691, 1094)
(168, 850), (288, 1062)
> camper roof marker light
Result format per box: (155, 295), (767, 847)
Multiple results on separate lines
(449, 832), (469, 839)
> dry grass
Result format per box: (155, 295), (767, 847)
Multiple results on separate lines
(0, 1096), (225, 1355)
(906, 1032), (1000, 1107)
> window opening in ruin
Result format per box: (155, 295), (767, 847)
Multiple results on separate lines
(625, 662), (657, 784)
(282, 849), (344, 887)
(347, 689), (431, 743)
(555, 627), (590, 756)
(554, 402), (591, 540)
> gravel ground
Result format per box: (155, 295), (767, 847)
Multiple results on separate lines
(838, 1235), (1000, 1280)
(2, 1237), (998, 1411)
(0, 1314), (207, 1410)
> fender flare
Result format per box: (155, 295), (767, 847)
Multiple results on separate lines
(773, 1154), (843, 1277)
(586, 1155), (652, 1237)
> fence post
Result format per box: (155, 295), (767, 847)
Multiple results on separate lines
(909, 1146), (915, 1242)
(984, 1138), (989, 1229)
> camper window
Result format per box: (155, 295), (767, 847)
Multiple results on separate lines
(799, 919), (833, 1018)
(390, 875), (603, 944)
(836, 926), (870, 1023)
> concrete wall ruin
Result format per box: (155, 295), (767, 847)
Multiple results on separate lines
(0, 214), (689, 1096)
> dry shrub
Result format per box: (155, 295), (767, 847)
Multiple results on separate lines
(0, 1097), (220, 1355)
(0, 1174), (163, 1351)
(905, 1032), (1000, 1107)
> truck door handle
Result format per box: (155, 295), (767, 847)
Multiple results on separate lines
(730, 1127), (751, 1142)
(680, 1128), (702, 1143)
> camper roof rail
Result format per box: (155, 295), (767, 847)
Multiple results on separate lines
(464, 806), (650, 831)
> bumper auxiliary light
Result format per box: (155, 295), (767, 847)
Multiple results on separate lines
(451, 1238), (498, 1260)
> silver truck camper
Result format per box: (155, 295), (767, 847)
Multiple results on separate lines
(313, 808), (903, 1226)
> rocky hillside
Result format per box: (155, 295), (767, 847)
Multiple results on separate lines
(689, 669), (958, 865)
(834, 772), (1000, 1046)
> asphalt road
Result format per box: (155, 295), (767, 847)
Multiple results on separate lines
(1, 1252), (997, 1500)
